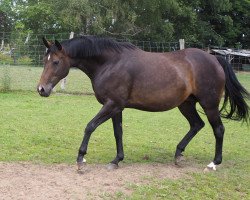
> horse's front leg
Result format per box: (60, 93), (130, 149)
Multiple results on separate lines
(77, 100), (121, 170)
(107, 111), (124, 170)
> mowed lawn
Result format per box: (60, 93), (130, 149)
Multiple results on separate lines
(0, 90), (249, 199)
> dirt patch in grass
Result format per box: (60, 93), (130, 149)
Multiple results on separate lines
(0, 162), (199, 199)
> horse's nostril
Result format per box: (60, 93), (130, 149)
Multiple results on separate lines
(37, 84), (52, 97)
(40, 87), (45, 93)
(38, 85), (45, 94)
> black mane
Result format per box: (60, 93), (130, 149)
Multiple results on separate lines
(51, 36), (137, 58)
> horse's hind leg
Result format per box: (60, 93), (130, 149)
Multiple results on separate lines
(202, 106), (225, 171)
(175, 99), (205, 164)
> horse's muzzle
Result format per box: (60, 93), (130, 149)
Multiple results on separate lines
(37, 84), (52, 97)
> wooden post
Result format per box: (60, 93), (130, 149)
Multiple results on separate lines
(179, 39), (185, 50)
(60, 32), (74, 90)
(69, 31), (74, 39)
(24, 33), (30, 44)
(0, 39), (4, 51)
(1, 32), (5, 51)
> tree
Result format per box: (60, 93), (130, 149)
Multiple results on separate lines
(228, 0), (250, 48)
(1, 0), (249, 48)
(16, 0), (66, 34)
(0, 0), (15, 32)
(193, 0), (232, 46)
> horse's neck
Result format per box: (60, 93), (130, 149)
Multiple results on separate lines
(73, 55), (107, 79)
(74, 51), (117, 79)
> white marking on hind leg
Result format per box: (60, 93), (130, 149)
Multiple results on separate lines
(48, 54), (51, 61)
(207, 162), (217, 170)
(204, 161), (217, 172)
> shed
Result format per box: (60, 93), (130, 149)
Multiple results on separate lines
(211, 49), (250, 71)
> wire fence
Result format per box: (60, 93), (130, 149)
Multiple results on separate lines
(0, 32), (70, 66)
(0, 32), (249, 94)
(0, 32), (186, 66)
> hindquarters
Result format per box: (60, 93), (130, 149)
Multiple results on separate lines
(186, 49), (249, 122)
(185, 49), (226, 109)
(178, 49), (227, 168)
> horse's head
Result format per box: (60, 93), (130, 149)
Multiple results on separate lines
(37, 38), (70, 97)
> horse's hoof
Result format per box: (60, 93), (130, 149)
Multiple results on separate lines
(77, 158), (87, 171)
(175, 155), (185, 166)
(203, 162), (217, 172)
(77, 162), (86, 171)
(107, 163), (119, 170)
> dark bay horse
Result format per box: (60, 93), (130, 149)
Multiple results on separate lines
(38, 36), (249, 171)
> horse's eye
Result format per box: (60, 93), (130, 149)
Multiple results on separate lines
(53, 60), (59, 65)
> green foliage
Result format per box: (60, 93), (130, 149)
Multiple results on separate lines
(228, 0), (250, 48)
(17, 56), (33, 65)
(0, 52), (33, 65)
(0, 53), (13, 64)
(0, 0), (15, 32)
(1, 0), (250, 47)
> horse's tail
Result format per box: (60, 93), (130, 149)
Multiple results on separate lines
(216, 55), (250, 122)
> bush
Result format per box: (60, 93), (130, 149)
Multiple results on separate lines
(17, 56), (33, 65)
(0, 53), (33, 65)
(0, 53), (14, 64)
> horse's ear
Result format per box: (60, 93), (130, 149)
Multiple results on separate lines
(55, 40), (62, 51)
(42, 37), (51, 48)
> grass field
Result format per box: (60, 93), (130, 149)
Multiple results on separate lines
(0, 91), (249, 199)
(0, 65), (250, 199)
(0, 65), (250, 93)
(0, 65), (93, 94)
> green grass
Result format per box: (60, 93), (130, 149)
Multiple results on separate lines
(0, 65), (93, 93)
(0, 65), (250, 199)
(129, 171), (249, 199)
(236, 72), (250, 91)
(1, 91), (248, 165)
(0, 65), (249, 93)
(0, 91), (249, 199)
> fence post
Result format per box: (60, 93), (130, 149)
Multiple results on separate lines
(60, 32), (74, 90)
(1, 40), (4, 50)
(179, 39), (185, 50)
(24, 33), (30, 44)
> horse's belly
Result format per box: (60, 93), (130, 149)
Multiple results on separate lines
(127, 88), (190, 112)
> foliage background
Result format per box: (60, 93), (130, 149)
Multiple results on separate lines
(1, 0), (250, 48)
